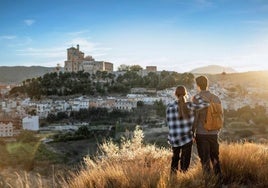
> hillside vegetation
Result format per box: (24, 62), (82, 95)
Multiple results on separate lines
(207, 70), (268, 88)
(9, 71), (194, 98)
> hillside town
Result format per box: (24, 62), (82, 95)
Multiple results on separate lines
(0, 45), (267, 139)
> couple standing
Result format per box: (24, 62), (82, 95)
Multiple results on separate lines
(166, 75), (222, 187)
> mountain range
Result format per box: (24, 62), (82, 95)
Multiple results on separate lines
(190, 65), (236, 74)
(0, 65), (236, 84)
(0, 66), (54, 84)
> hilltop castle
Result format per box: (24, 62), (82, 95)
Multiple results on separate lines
(64, 44), (113, 73)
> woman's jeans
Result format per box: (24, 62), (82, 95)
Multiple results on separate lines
(171, 141), (193, 173)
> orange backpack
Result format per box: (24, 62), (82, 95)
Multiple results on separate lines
(202, 95), (223, 131)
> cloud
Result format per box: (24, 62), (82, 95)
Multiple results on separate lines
(21, 60), (64, 67)
(24, 19), (35, 26)
(7, 37), (33, 47)
(67, 30), (90, 36)
(13, 35), (112, 67)
(16, 47), (66, 58)
(0, 35), (16, 40)
(65, 37), (111, 59)
(242, 20), (267, 25)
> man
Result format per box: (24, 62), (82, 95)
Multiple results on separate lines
(193, 75), (223, 187)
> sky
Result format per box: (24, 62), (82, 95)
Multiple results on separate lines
(1, 0), (268, 73)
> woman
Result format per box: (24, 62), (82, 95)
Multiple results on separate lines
(166, 85), (208, 174)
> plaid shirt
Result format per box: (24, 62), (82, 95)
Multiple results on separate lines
(166, 95), (209, 147)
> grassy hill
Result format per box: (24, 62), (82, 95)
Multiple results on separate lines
(196, 70), (268, 94)
(211, 70), (268, 87)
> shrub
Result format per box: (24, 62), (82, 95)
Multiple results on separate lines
(235, 130), (254, 138)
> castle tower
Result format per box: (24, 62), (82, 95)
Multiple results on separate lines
(64, 44), (113, 73)
(64, 44), (84, 72)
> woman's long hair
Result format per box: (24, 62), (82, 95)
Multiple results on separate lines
(175, 85), (190, 119)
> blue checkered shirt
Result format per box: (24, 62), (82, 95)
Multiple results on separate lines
(166, 95), (209, 147)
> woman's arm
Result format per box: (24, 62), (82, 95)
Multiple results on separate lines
(187, 95), (209, 110)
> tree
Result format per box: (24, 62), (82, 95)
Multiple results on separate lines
(160, 70), (170, 80)
(116, 71), (143, 88)
(26, 78), (41, 99)
(154, 99), (166, 117)
(158, 75), (176, 90)
(75, 125), (90, 137)
(144, 72), (159, 88)
(176, 73), (195, 89)
(130, 65), (143, 71)
(28, 109), (36, 116)
(56, 112), (68, 120)
(117, 64), (130, 71)
(46, 113), (57, 123)
(137, 101), (144, 107)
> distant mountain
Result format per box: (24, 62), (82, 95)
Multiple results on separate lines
(0, 66), (54, 84)
(190, 65), (237, 74)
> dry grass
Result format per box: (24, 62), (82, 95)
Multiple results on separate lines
(2, 126), (267, 188)
(64, 126), (171, 188)
(0, 170), (52, 188)
(62, 127), (268, 188)
(220, 141), (268, 186)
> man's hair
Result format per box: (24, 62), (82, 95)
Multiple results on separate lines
(195, 75), (208, 90)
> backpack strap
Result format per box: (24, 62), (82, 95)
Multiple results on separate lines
(200, 94), (212, 103)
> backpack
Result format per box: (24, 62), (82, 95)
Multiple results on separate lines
(202, 95), (223, 131)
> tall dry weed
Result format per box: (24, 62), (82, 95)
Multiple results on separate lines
(220, 141), (268, 186)
(64, 126), (171, 188)
(60, 127), (268, 188)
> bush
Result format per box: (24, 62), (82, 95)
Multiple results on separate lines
(235, 130), (254, 138)
(75, 125), (90, 137)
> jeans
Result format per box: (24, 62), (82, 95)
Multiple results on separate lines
(196, 134), (222, 186)
(171, 141), (192, 173)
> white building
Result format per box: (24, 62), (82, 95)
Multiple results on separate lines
(37, 103), (51, 118)
(80, 98), (90, 109)
(54, 100), (70, 111)
(142, 97), (160, 105)
(0, 122), (13, 137)
(22, 116), (39, 131)
(68, 97), (90, 111)
(115, 98), (137, 111)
